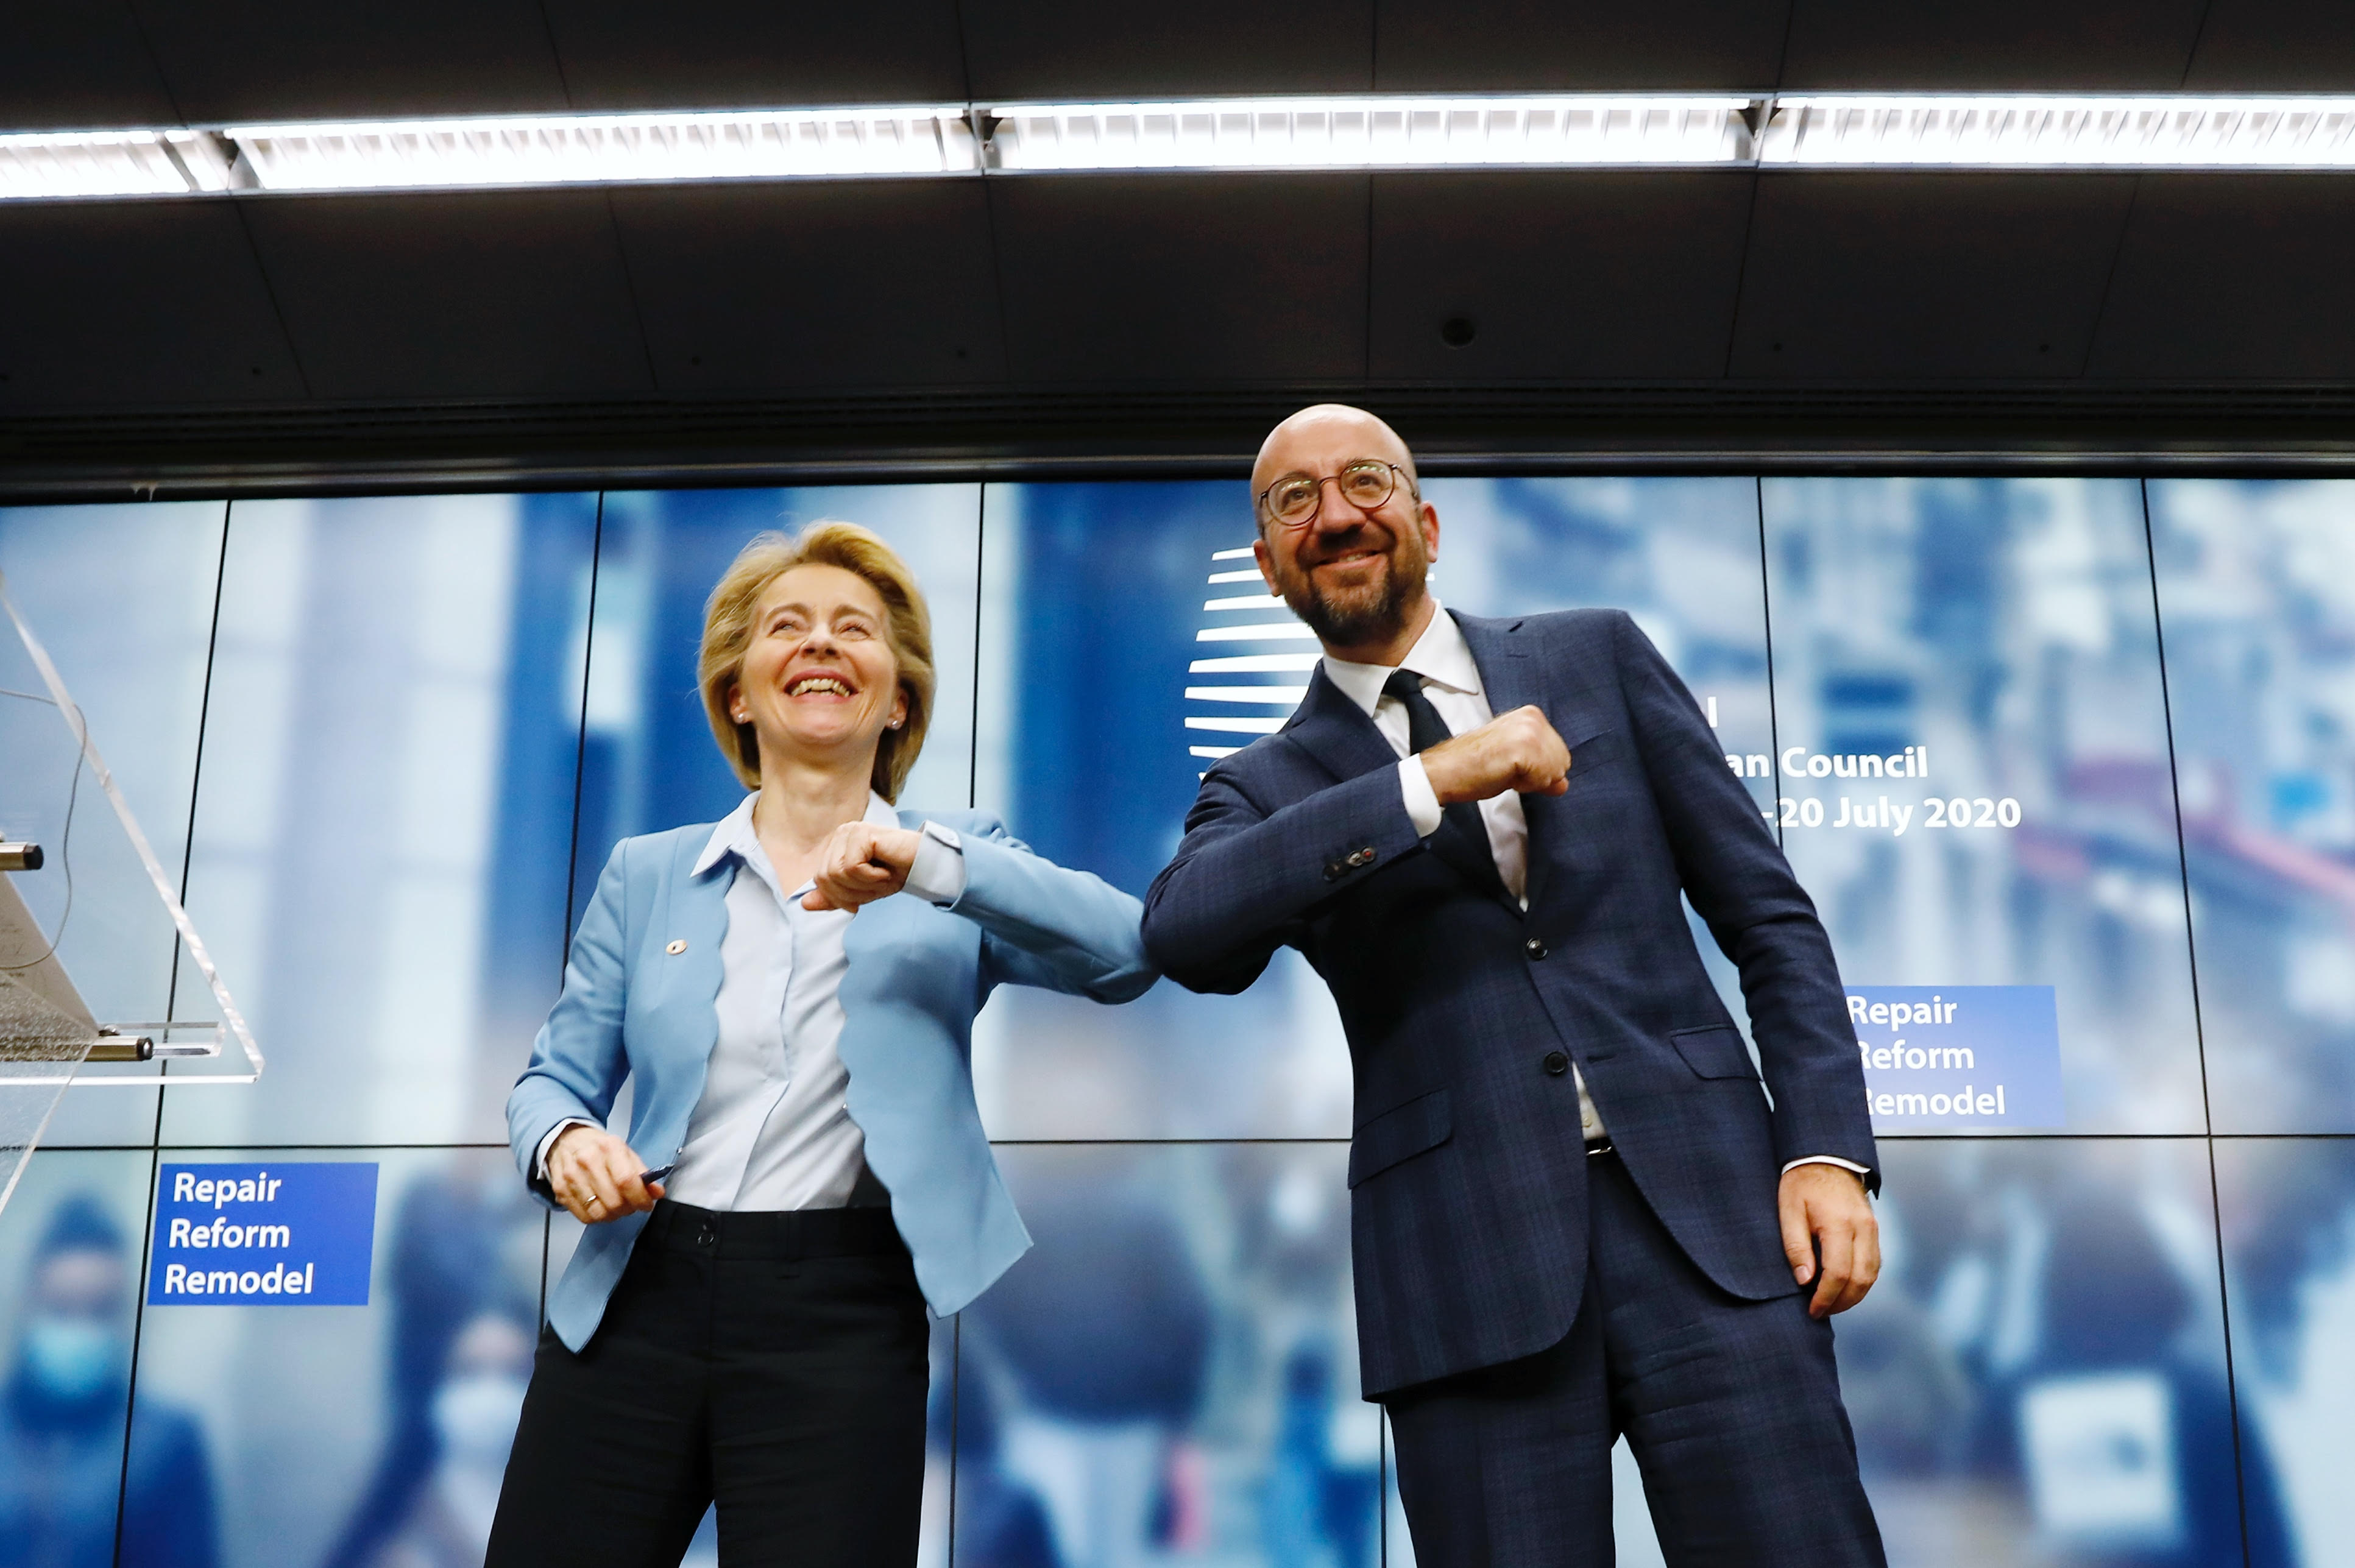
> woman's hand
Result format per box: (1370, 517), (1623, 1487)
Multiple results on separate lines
(548, 1125), (664, 1224)
(804, 822), (921, 911)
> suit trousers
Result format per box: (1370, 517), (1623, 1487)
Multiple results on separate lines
(1384, 1151), (1886, 1568)
(487, 1200), (930, 1568)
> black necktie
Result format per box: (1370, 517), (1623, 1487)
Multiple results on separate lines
(1383, 669), (1508, 900)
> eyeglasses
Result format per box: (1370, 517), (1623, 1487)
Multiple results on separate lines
(1258, 460), (1414, 530)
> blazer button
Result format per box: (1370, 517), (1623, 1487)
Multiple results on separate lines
(1543, 1050), (1570, 1076)
(1525, 938), (1548, 959)
(666, 939), (687, 955)
(1324, 862), (1346, 881)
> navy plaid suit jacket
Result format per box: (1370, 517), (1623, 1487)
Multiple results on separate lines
(1143, 608), (1877, 1397)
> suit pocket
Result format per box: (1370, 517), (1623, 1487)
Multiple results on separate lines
(1348, 1088), (1452, 1187)
(1668, 1024), (1758, 1081)
(1559, 726), (1623, 786)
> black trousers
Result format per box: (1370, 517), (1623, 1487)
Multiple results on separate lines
(1385, 1150), (1887, 1568)
(487, 1201), (930, 1568)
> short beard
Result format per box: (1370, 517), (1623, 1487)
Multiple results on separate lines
(1275, 540), (1428, 650)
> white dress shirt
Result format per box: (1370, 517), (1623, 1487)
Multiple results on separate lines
(537, 791), (970, 1209)
(1323, 603), (1865, 1179)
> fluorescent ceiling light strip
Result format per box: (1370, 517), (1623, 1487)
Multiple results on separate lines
(986, 96), (1753, 171)
(10, 94), (2355, 200)
(0, 128), (235, 199)
(230, 107), (979, 191)
(1763, 94), (2355, 168)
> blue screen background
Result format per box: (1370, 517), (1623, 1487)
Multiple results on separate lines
(2, 475), (2350, 1568)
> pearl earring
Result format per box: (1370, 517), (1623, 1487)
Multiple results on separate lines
(888, 718), (904, 729)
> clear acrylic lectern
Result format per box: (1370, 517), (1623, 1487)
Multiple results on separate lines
(0, 568), (261, 1217)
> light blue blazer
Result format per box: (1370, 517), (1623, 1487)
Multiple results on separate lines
(508, 808), (1155, 1351)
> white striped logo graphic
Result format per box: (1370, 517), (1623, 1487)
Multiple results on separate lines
(1185, 545), (1314, 769)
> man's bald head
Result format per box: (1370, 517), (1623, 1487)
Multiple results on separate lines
(1247, 403), (1440, 663)
(1251, 404), (1421, 510)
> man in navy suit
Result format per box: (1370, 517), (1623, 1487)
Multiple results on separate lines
(1143, 406), (1886, 1566)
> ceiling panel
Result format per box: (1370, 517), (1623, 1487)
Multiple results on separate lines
(1370, 171), (1752, 379)
(1728, 172), (2137, 378)
(2089, 176), (2355, 379)
(2182, 0), (2355, 91)
(609, 180), (1004, 390)
(959, 0), (1373, 101)
(990, 174), (1367, 383)
(238, 190), (653, 401)
(133, 0), (572, 124)
(0, 201), (303, 408)
(1780, 0), (2209, 90)
(0, 3), (181, 131)
(541, 1), (969, 110)
(1373, 1), (1790, 91)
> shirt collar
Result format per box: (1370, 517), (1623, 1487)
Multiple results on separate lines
(1320, 601), (1484, 719)
(692, 789), (901, 885)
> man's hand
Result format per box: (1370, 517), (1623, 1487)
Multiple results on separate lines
(547, 1125), (663, 1225)
(804, 822), (921, 911)
(1779, 1164), (1880, 1318)
(1419, 705), (1572, 805)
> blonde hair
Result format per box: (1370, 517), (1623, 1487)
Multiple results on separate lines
(698, 521), (935, 800)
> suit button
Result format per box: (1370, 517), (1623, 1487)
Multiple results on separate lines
(1525, 938), (1548, 959)
(1324, 862), (1346, 881)
(1543, 1050), (1570, 1077)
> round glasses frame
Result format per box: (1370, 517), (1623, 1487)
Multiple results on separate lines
(1257, 460), (1415, 530)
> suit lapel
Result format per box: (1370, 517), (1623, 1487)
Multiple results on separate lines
(1289, 634), (1518, 911)
(1284, 666), (1407, 785)
(1456, 612), (1559, 915)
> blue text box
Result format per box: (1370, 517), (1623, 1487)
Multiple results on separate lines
(1849, 985), (2065, 1131)
(147, 1162), (378, 1306)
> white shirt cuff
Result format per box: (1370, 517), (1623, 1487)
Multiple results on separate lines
(534, 1118), (595, 1183)
(1782, 1155), (1872, 1181)
(1398, 757), (1444, 839)
(905, 819), (967, 907)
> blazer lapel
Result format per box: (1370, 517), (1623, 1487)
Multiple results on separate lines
(1456, 612), (1559, 914)
(1283, 665), (1408, 785)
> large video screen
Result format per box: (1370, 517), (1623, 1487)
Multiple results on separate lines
(2, 476), (2350, 1568)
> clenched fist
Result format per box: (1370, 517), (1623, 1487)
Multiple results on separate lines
(802, 821), (921, 911)
(1420, 705), (1573, 805)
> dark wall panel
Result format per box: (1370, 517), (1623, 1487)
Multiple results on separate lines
(132, 0), (572, 124)
(540, 0), (970, 110)
(1372, 0), (1792, 91)
(0, 2), (181, 131)
(2090, 176), (2355, 380)
(238, 190), (653, 401)
(1370, 171), (1752, 379)
(2183, 0), (2355, 91)
(1729, 172), (2137, 378)
(958, 0), (1374, 100)
(990, 174), (1369, 383)
(0, 200), (303, 407)
(609, 179), (1007, 390)
(1779, 0), (2210, 89)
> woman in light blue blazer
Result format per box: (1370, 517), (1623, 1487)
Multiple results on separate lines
(488, 521), (1154, 1568)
